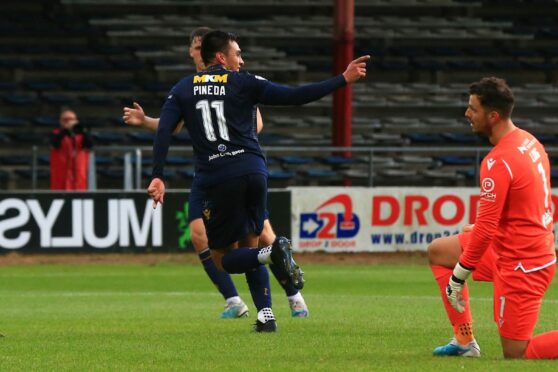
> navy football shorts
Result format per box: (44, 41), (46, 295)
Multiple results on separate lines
(202, 173), (267, 249)
(189, 175), (269, 223)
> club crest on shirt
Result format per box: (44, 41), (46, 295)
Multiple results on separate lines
(203, 208), (211, 221)
(480, 177), (496, 202)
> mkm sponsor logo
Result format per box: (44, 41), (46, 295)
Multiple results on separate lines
(193, 74), (228, 84)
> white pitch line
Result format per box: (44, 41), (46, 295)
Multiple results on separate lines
(1, 291), (558, 304)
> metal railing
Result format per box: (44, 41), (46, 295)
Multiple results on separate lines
(29, 144), (502, 190)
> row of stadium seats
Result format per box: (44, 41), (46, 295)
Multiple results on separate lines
(1, 0), (558, 190)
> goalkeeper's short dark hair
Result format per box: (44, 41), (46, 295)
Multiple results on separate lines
(469, 77), (515, 118)
(189, 27), (212, 47)
(201, 30), (238, 66)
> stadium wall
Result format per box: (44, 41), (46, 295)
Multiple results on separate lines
(2, 187), (557, 253)
(0, 190), (290, 252)
(291, 187), (558, 253)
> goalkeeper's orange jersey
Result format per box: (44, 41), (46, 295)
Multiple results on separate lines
(461, 128), (556, 270)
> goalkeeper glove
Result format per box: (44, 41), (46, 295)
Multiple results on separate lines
(446, 262), (472, 313)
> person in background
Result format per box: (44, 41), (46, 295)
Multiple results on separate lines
(50, 107), (93, 190)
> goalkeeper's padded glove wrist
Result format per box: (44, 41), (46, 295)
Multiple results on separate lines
(452, 262), (472, 282)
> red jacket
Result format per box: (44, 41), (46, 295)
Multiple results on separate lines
(50, 125), (93, 190)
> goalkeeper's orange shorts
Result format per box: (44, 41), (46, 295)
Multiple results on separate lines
(492, 259), (555, 340)
(458, 232), (496, 282)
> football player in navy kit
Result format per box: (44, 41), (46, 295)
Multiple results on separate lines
(125, 27), (309, 320)
(149, 30), (369, 331)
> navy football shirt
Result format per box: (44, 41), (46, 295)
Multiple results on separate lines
(152, 64), (346, 186)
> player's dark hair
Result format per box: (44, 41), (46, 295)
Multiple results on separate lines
(469, 77), (515, 118)
(201, 30), (237, 66)
(189, 27), (212, 47)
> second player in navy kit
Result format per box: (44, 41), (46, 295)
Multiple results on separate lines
(149, 30), (369, 331)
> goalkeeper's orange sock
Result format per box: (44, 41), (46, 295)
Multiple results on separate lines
(525, 331), (558, 359)
(431, 265), (474, 345)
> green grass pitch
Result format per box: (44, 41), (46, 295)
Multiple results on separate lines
(1, 260), (557, 371)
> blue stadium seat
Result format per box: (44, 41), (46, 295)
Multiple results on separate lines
(0, 156), (31, 165)
(64, 81), (100, 91)
(15, 169), (49, 179)
(258, 133), (294, 144)
(73, 57), (112, 70)
(3, 94), (38, 105)
(302, 169), (339, 178)
(0, 82), (18, 91)
(142, 81), (172, 92)
(98, 169), (124, 179)
(38, 155), (50, 165)
(79, 117), (107, 128)
(277, 155), (313, 165)
(0, 116), (28, 127)
(35, 59), (71, 69)
(10, 133), (44, 143)
(25, 81), (62, 91)
(110, 57), (145, 70)
(268, 169), (296, 180)
(0, 59), (33, 69)
(92, 132), (127, 143)
(128, 132), (155, 143)
(82, 95), (119, 105)
(102, 80), (138, 91)
(484, 61), (521, 70)
(521, 61), (557, 71)
(457, 169), (477, 179)
(412, 60), (446, 71)
(43, 94), (80, 105)
(435, 156), (474, 166)
(320, 155), (361, 166)
(447, 60), (484, 70)
(534, 134), (556, 144)
(95, 156), (113, 165)
(32, 116), (59, 127)
(441, 133), (480, 143)
(405, 133), (444, 143)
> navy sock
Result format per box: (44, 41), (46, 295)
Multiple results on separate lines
(245, 265), (272, 311)
(269, 263), (299, 297)
(221, 247), (261, 274)
(199, 249), (238, 300)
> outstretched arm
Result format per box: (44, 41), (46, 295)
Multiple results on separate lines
(257, 55), (370, 105)
(123, 102), (185, 134)
(123, 102), (159, 131)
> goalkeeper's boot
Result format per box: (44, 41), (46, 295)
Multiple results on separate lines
(220, 299), (249, 319)
(433, 338), (481, 357)
(289, 298), (309, 318)
(270, 237), (305, 290)
(253, 307), (277, 332)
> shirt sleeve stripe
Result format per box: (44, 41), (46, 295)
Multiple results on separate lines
(502, 159), (513, 179)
